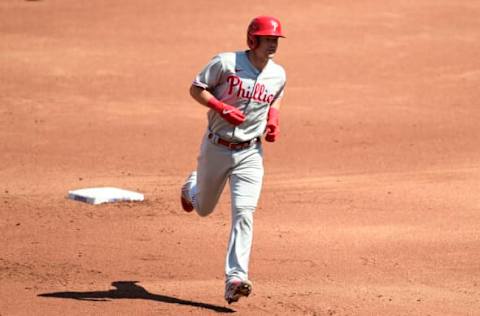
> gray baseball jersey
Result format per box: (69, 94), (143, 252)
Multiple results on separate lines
(193, 51), (286, 142)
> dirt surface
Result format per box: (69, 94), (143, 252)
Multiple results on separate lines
(1, 0), (480, 315)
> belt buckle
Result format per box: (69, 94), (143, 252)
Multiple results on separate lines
(237, 138), (255, 150)
(238, 140), (251, 150)
(228, 141), (244, 150)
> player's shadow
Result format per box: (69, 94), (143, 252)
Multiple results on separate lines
(38, 280), (235, 313)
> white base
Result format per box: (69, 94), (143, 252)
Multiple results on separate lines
(68, 187), (144, 205)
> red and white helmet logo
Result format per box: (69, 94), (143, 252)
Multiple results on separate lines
(271, 21), (279, 33)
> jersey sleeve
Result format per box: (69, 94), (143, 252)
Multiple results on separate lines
(192, 55), (224, 90)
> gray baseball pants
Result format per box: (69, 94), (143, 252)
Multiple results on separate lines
(185, 132), (264, 283)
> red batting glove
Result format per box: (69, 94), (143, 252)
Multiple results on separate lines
(265, 107), (280, 142)
(207, 97), (245, 126)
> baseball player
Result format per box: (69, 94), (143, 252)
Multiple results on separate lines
(181, 16), (286, 304)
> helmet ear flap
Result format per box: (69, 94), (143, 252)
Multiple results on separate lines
(247, 34), (258, 49)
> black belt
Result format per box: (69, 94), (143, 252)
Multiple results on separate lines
(208, 133), (260, 150)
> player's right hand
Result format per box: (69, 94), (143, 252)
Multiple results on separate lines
(207, 97), (245, 126)
(219, 104), (245, 126)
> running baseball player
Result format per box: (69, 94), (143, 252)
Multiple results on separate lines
(181, 16), (286, 304)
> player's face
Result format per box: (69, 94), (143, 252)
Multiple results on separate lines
(255, 36), (279, 59)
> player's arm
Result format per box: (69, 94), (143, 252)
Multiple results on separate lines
(189, 85), (214, 107)
(269, 97), (282, 111)
(189, 84), (245, 126)
(265, 98), (282, 142)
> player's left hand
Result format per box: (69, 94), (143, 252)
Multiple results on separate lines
(265, 107), (279, 142)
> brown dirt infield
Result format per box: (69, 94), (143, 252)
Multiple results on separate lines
(1, 0), (480, 315)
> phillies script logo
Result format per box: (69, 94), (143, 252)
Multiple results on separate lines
(227, 75), (275, 104)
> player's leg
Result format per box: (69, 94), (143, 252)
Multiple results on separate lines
(224, 144), (264, 302)
(182, 133), (232, 216)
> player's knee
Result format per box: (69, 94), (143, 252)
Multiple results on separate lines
(195, 195), (220, 217)
(195, 204), (215, 217)
(233, 209), (253, 231)
(196, 209), (213, 217)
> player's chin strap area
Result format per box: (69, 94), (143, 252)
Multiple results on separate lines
(207, 131), (260, 151)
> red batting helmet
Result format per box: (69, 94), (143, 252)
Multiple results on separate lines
(247, 16), (285, 49)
